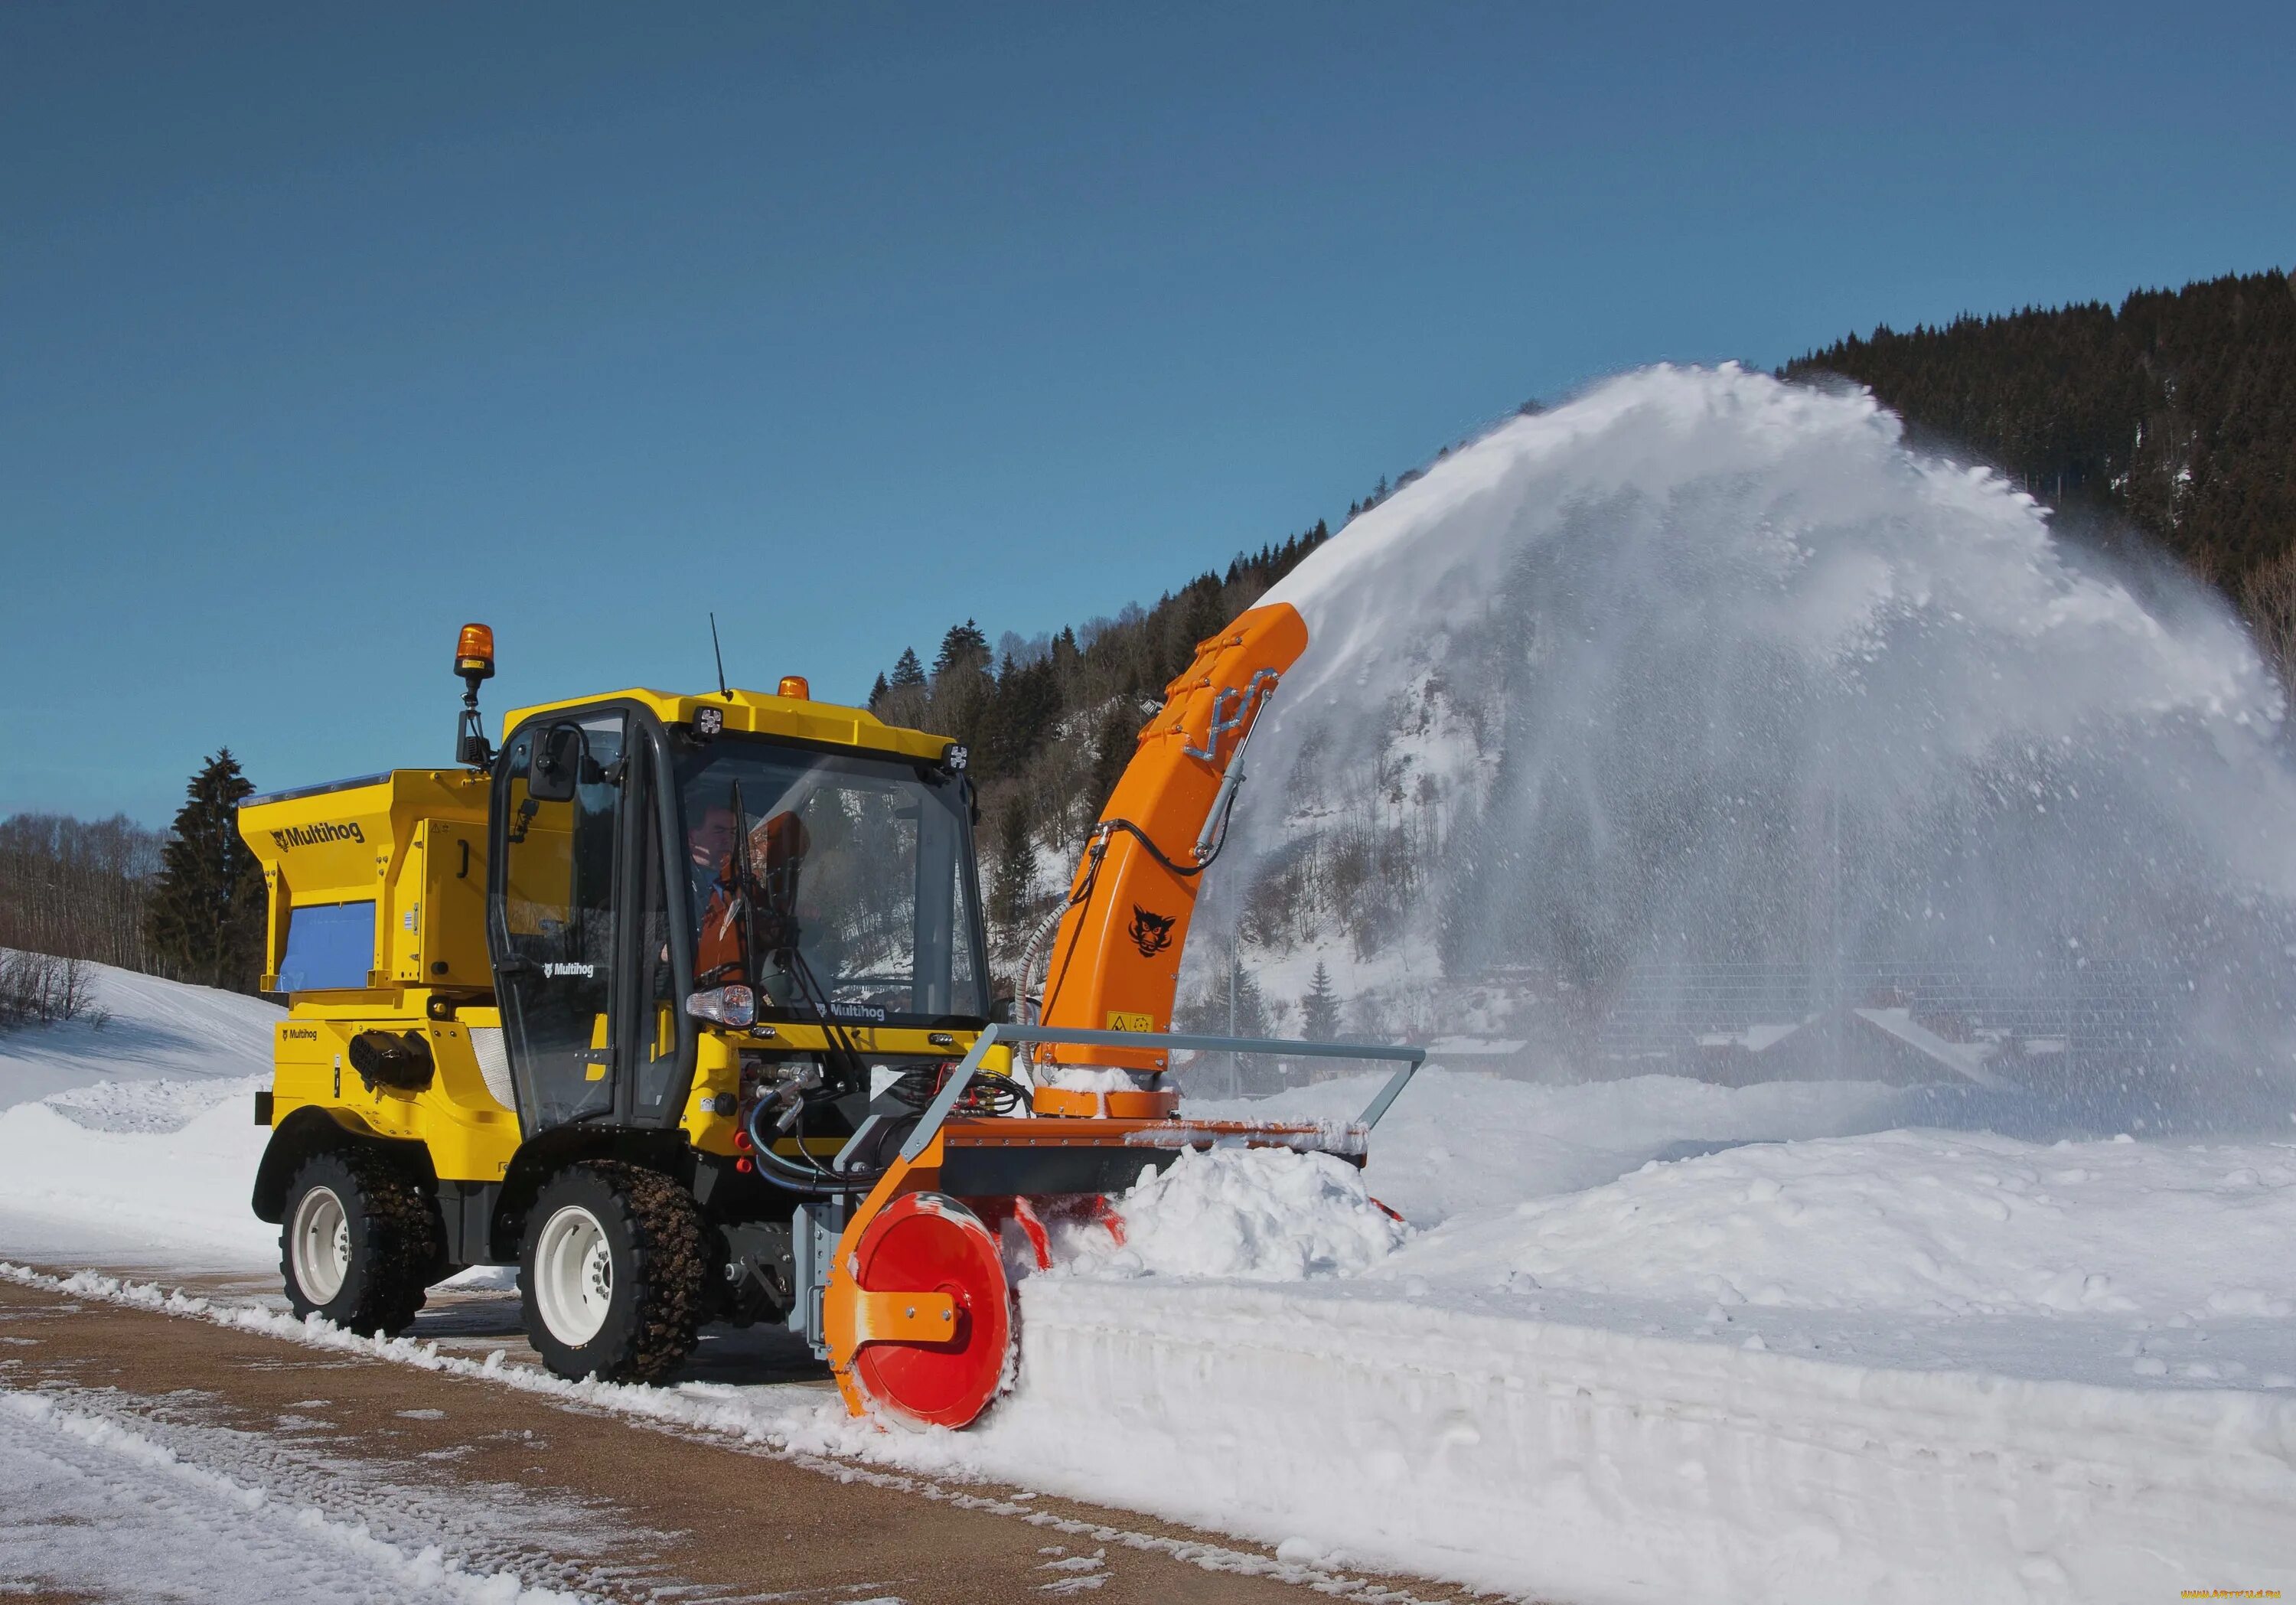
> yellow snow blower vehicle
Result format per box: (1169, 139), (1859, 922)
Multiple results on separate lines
(238, 612), (1420, 1426)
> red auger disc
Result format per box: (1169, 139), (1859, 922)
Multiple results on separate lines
(847, 1193), (1011, 1429)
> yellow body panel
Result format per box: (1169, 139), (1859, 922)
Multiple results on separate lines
(268, 1002), (520, 1182)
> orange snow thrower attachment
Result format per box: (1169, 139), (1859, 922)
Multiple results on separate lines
(1030, 601), (1309, 1112)
(817, 1021), (1427, 1429)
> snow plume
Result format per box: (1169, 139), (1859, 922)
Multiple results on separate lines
(1214, 364), (2296, 1127)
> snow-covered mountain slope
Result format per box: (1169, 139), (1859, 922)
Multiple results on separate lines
(0, 960), (279, 1268)
(0, 960), (276, 1110)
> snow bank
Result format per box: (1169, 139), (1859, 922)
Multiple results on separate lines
(1061, 1147), (1405, 1282)
(990, 1081), (2296, 1599)
(1386, 1126), (2296, 1331)
(984, 1278), (2296, 1605)
(0, 959), (278, 1269)
(0, 1089), (276, 1267)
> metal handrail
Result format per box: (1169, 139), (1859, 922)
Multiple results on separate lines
(897, 1023), (1427, 1164)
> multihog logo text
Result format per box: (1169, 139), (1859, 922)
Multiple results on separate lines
(269, 820), (366, 851)
(544, 961), (595, 979)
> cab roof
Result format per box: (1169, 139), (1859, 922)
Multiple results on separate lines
(501, 687), (951, 764)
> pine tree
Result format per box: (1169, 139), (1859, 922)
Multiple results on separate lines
(1301, 961), (1341, 1041)
(982, 652), (1062, 781)
(145, 749), (264, 991)
(874, 648), (930, 730)
(931, 621), (991, 680)
(987, 797), (1036, 942)
(1088, 704), (1145, 815)
(928, 620), (996, 755)
(1182, 948), (1271, 1039)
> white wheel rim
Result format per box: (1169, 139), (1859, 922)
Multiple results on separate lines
(533, 1203), (614, 1346)
(290, 1186), (350, 1303)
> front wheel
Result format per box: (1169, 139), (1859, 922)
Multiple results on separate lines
(519, 1162), (705, 1383)
(279, 1150), (441, 1336)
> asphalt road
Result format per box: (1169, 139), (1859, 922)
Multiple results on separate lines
(0, 1274), (1489, 1605)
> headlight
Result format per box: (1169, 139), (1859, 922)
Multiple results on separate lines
(686, 984), (756, 1027)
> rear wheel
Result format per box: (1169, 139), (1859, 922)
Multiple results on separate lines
(519, 1162), (705, 1383)
(279, 1150), (441, 1336)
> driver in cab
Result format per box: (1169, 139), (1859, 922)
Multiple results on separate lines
(692, 803), (810, 1009)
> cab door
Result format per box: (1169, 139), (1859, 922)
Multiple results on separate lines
(488, 710), (628, 1134)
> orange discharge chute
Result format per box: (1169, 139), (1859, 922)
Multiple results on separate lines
(1032, 600), (1308, 1107)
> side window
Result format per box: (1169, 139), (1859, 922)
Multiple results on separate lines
(631, 747), (683, 1121)
(491, 713), (625, 1133)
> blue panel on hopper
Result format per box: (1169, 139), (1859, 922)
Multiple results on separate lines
(276, 902), (376, 992)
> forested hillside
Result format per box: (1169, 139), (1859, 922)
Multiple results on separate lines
(1782, 268), (2296, 674)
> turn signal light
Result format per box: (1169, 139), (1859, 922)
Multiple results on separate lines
(455, 623), (495, 681)
(778, 676), (810, 700)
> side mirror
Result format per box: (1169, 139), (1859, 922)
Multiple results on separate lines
(528, 724), (582, 803)
(988, 995), (1017, 1025)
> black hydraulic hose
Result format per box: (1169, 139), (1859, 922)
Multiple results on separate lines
(1039, 793), (1238, 1019)
(742, 1092), (888, 1197)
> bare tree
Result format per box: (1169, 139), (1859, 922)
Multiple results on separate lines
(2240, 546), (2296, 695)
(0, 949), (99, 1028)
(0, 813), (166, 971)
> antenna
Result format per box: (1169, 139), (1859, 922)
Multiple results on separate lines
(709, 612), (729, 698)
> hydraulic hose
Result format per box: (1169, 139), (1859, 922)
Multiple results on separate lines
(742, 1092), (888, 1197)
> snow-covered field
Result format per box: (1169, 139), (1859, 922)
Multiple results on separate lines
(0, 960), (278, 1268)
(5, 962), (2294, 1603)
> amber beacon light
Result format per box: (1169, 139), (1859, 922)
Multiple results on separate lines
(454, 623), (497, 770)
(778, 675), (810, 700)
(455, 623), (496, 682)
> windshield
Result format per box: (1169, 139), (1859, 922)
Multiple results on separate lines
(677, 739), (987, 1028)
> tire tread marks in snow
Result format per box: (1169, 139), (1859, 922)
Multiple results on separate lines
(520, 1161), (706, 1384)
(279, 1148), (442, 1336)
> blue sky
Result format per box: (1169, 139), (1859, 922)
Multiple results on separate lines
(4, 2), (2290, 827)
